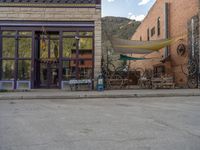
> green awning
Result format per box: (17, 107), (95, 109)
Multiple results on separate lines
(119, 54), (147, 61)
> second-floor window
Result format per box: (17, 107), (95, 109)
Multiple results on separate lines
(147, 28), (150, 41)
(157, 17), (161, 36)
(151, 27), (155, 37)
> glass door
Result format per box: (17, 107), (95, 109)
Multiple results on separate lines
(35, 32), (60, 88)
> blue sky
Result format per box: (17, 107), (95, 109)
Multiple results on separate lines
(102, 0), (156, 21)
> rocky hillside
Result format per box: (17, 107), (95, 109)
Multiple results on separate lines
(102, 16), (140, 69)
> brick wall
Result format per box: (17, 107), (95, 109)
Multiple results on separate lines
(0, 6), (102, 80)
(131, 0), (199, 86)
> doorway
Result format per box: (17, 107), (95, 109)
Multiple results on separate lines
(35, 31), (60, 88)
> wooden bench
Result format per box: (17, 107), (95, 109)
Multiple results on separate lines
(152, 77), (175, 89)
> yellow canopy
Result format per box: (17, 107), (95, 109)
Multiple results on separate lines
(112, 38), (174, 54)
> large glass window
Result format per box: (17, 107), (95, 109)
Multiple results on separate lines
(78, 60), (93, 79)
(79, 38), (93, 49)
(18, 60), (31, 80)
(1, 30), (32, 83)
(62, 31), (94, 81)
(78, 50), (93, 59)
(40, 38), (48, 59)
(2, 38), (15, 58)
(2, 31), (16, 36)
(0, 28), (95, 88)
(62, 61), (76, 80)
(18, 38), (32, 58)
(1, 60), (15, 80)
(50, 39), (59, 59)
(63, 32), (76, 36)
(19, 32), (32, 36)
(79, 32), (93, 36)
(63, 38), (76, 58)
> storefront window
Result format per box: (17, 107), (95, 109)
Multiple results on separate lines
(18, 38), (32, 58)
(79, 38), (93, 49)
(19, 32), (32, 36)
(49, 34), (59, 39)
(40, 39), (48, 59)
(1, 60), (15, 80)
(18, 60), (31, 80)
(63, 32), (76, 36)
(78, 50), (93, 59)
(50, 39), (59, 59)
(2, 31), (16, 36)
(0, 28), (94, 89)
(78, 60), (93, 79)
(79, 32), (93, 36)
(2, 38), (15, 58)
(62, 61), (76, 80)
(63, 38), (76, 58)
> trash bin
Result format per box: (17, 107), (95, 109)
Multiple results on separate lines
(97, 74), (104, 91)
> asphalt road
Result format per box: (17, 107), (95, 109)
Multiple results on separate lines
(0, 97), (200, 150)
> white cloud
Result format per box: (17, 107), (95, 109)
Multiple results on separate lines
(107, 0), (115, 2)
(128, 13), (145, 21)
(138, 0), (151, 5)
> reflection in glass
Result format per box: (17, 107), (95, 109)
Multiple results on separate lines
(63, 38), (76, 58)
(78, 50), (92, 59)
(2, 38), (15, 58)
(63, 32), (76, 36)
(79, 32), (93, 36)
(2, 60), (15, 80)
(18, 60), (31, 80)
(19, 32), (32, 36)
(50, 64), (59, 85)
(79, 38), (93, 49)
(49, 34), (59, 39)
(40, 63), (48, 86)
(78, 60), (93, 79)
(62, 61), (76, 80)
(40, 39), (48, 59)
(18, 38), (32, 58)
(2, 31), (16, 36)
(50, 39), (59, 59)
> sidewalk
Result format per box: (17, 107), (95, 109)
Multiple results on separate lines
(0, 89), (200, 100)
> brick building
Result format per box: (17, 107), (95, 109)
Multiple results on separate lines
(0, 0), (102, 90)
(131, 0), (199, 87)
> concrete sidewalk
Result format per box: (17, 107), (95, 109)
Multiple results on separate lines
(0, 89), (200, 100)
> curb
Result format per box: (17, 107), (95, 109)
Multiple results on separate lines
(0, 93), (200, 100)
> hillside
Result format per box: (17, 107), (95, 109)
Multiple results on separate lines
(102, 16), (140, 70)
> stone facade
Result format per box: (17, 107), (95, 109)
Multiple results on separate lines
(131, 0), (199, 87)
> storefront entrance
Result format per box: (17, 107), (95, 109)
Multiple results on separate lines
(35, 32), (60, 88)
(39, 63), (59, 88)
